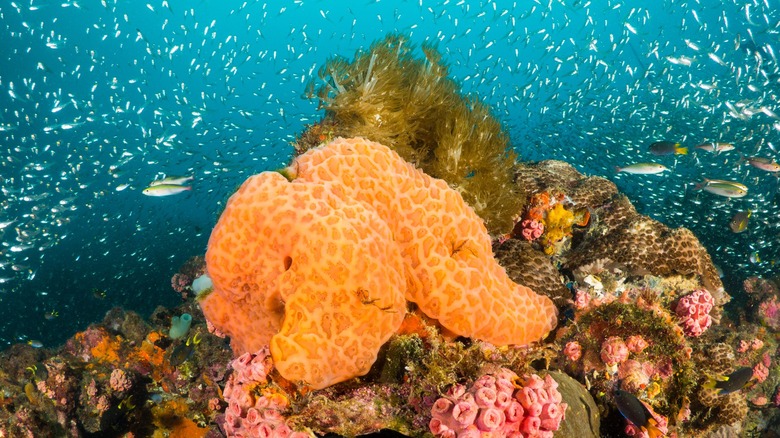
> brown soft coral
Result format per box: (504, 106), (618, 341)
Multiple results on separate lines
(201, 137), (557, 389)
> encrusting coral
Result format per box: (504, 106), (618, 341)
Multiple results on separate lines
(200, 137), (557, 389)
(298, 34), (522, 235)
(509, 159), (725, 305)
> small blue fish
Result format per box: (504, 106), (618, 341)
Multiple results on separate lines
(28, 340), (44, 348)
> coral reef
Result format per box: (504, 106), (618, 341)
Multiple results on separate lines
(200, 137), (556, 389)
(0, 305), (229, 437)
(298, 34), (522, 235)
(7, 33), (780, 438)
(508, 159), (725, 306)
(565, 215), (726, 305)
(743, 276), (780, 330)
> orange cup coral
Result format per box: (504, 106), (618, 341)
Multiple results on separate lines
(200, 137), (557, 389)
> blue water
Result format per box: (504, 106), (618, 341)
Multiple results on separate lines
(1, 0), (778, 348)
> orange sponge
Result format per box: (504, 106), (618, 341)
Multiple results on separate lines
(201, 137), (557, 389)
(201, 171), (407, 389)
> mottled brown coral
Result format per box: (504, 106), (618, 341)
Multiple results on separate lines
(697, 343), (735, 375)
(514, 160), (619, 209)
(493, 239), (571, 307)
(563, 217), (726, 304)
(509, 159), (726, 306)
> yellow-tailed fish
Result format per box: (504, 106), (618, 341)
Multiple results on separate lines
(703, 367), (753, 395)
(729, 210), (751, 233)
(149, 175), (194, 186)
(614, 390), (666, 438)
(142, 184), (192, 197)
(649, 141), (687, 156)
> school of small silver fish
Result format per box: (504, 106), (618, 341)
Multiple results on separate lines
(0, 0), (778, 347)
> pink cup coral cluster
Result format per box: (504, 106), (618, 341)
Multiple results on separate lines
(600, 336), (630, 368)
(109, 369), (132, 393)
(625, 335), (648, 354)
(617, 360), (652, 393)
(220, 347), (309, 438)
(757, 296), (780, 331)
(519, 219), (544, 241)
(675, 289), (714, 337)
(429, 368), (567, 438)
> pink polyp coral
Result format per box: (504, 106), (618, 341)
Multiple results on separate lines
(617, 360), (650, 393)
(520, 219), (544, 241)
(625, 335), (649, 354)
(219, 347), (308, 438)
(754, 362), (770, 383)
(109, 369), (132, 393)
(430, 369), (566, 438)
(600, 336), (629, 367)
(675, 289), (714, 337)
(563, 341), (582, 362)
(757, 296), (780, 330)
(573, 289), (591, 310)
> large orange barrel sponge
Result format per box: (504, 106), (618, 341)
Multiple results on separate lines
(200, 137), (557, 389)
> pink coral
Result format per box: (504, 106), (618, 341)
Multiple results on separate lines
(573, 290), (591, 310)
(171, 255), (206, 299)
(109, 369), (132, 393)
(520, 219), (544, 241)
(430, 369), (566, 438)
(754, 362), (770, 383)
(675, 289), (714, 337)
(600, 336), (629, 367)
(96, 395), (110, 414)
(617, 360), (650, 393)
(220, 347), (308, 438)
(773, 386), (780, 407)
(625, 335), (649, 354)
(563, 341), (582, 362)
(757, 296), (780, 331)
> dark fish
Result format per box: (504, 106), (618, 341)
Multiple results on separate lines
(649, 141), (687, 156)
(729, 210), (751, 233)
(27, 362), (48, 382)
(704, 366), (754, 395)
(92, 288), (107, 299)
(614, 389), (665, 438)
(169, 342), (194, 367)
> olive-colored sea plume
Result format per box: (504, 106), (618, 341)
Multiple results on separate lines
(298, 34), (522, 235)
